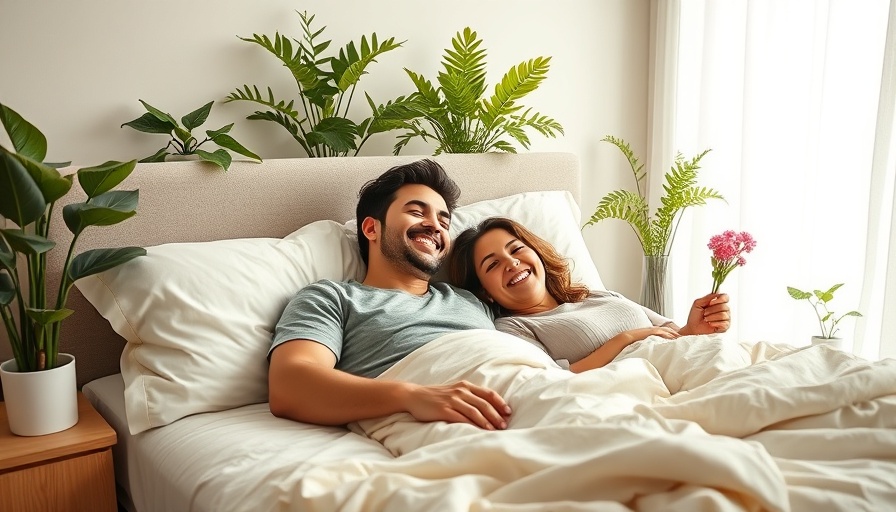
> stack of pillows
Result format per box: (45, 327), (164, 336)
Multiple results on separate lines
(77, 190), (604, 434)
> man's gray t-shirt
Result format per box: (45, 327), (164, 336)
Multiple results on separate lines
(270, 280), (495, 378)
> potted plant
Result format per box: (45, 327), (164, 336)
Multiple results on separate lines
(122, 99), (261, 171)
(0, 102), (146, 435)
(226, 10), (404, 157)
(584, 136), (725, 315)
(787, 283), (862, 349)
(379, 27), (564, 155)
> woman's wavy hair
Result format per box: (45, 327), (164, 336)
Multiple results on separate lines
(447, 217), (589, 316)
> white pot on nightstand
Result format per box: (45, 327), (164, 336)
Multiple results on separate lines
(810, 336), (844, 351)
(0, 353), (78, 436)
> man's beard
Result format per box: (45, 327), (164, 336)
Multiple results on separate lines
(380, 223), (444, 279)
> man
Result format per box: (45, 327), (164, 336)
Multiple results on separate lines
(268, 159), (512, 430)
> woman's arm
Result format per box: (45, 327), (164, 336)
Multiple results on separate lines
(568, 326), (680, 373)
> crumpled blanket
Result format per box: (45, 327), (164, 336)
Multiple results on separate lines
(296, 330), (896, 511)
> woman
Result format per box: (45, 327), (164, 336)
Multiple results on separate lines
(447, 217), (731, 373)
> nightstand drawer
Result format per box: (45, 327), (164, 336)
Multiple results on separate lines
(0, 393), (117, 512)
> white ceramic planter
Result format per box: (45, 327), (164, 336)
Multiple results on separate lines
(810, 336), (844, 350)
(0, 353), (78, 436)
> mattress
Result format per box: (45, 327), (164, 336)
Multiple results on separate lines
(82, 374), (394, 512)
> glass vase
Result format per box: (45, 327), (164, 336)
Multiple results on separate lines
(640, 255), (671, 317)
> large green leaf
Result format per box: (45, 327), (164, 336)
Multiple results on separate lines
(181, 101), (214, 131)
(209, 133), (261, 161)
(0, 103), (47, 162)
(69, 246), (146, 281)
(194, 148), (232, 171)
(205, 124), (233, 138)
(121, 112), (176, 134)
(0, 229), (55, 255)
(138, 100), (190, 142)
(0, 149), (46, 227)
(14, 154), (72, 204)
(306, 117), (358, 154)
(26, 307), (73, 327)
(77, 160), (137, 198)
(63, 190), (139, 235)
(138, 100), (179, 127)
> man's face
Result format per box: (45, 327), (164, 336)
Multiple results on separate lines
(378, 184), (451, 279)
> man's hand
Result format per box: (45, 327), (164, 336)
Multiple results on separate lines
(679, 293), (731, 335)
(401, 381), (512, 430)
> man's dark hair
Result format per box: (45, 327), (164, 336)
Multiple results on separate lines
(356, 159), (460, 265)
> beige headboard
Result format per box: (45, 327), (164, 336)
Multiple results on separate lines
(30, 152), (581, 390)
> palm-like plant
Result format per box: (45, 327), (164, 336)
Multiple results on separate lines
(226, 10), (404, 157)
(380, 27), (564, 155)
(585, 136), (725, 256)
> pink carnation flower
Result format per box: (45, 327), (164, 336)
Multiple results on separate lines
(708, 230), (756, 293)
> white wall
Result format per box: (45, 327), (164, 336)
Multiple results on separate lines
(0, 0), (649, 300)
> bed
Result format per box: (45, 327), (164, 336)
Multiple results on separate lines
(45, 152), (895, 511)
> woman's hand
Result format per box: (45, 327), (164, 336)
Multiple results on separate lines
(621, 326), (681, 344)
(679, 293), (730, 335)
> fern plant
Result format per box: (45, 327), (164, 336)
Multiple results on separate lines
(585, 136), (725, 256)
(379, 27), (564, 155)
(226, 10), (404, 157)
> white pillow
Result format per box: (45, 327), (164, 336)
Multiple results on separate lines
(444, 190), (604, 290)
(78, 191), (601, 435)
(76, 220), (365, 435)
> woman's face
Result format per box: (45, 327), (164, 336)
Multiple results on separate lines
(472, 228), (558, 315)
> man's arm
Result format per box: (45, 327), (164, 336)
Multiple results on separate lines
(268, 340), (512, 430)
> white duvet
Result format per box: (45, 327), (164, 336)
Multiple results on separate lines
(293, 330), (896, 511)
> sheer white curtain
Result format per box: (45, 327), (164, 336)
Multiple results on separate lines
(650, 0), (894, 359)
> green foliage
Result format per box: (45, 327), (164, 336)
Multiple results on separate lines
(227, 10), (404, 157)
(584, 136), (725, 257)
(122, 100), (261, 172)
(0, 103), (146, 372)
(376, 27), (564, 155)
(787, 283), (862, 339)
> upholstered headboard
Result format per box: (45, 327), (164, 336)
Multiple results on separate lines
(30, 152), (581, 390)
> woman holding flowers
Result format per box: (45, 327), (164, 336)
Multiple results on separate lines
(448, 217), (732, 373)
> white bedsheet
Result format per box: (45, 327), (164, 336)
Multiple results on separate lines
(83, 374), (393, 512)
(294, 331), (896, 511)
(85, 333), (896, 511)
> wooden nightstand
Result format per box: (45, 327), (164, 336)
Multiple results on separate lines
(0, 392), (117, 512)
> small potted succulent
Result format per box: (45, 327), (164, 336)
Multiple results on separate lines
(787, 283), (862, 349)
(122, 99), (261, 171)
(1, 102), (146, 435)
